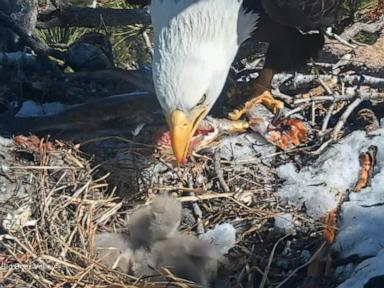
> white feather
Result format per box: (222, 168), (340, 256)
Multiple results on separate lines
(151, 0), (258, 115)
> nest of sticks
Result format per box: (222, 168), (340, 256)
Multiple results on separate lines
(0, 18), (383, 288)
(0, 133), (326, 288)
(1, 77), (383, 287)
(1, 135), (282, 288)
(0, 136), (150, 287)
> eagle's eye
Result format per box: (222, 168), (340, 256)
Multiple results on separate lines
(197, 94), (207, 106)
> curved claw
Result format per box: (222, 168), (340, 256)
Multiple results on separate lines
(228, 88), (284, 120)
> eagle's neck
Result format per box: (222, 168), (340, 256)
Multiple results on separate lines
(151, 0), (258, 112)
(151, 0), (257, 48)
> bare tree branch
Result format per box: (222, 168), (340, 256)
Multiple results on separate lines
(0, 11), (63, 59)
(124, 0), (150, 5)
(37, 6), (150, 29)
(274, 73), (384, 91)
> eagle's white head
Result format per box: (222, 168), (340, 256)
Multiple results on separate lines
(151, 0), (258, 163)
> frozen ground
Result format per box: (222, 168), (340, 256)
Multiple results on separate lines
(337, 249), (384, 288)
(220, 133), (276, 163)
(276, 122), (384, 287)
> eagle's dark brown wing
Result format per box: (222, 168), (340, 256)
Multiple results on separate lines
(241, 0), (341, 72)
(228, 0), (341, 125)
(261, 0), (339, 31)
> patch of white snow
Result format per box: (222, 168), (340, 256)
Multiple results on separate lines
(200, 223), (236, 255)
(333, 167), (384, 258)
(274, 213), (294, 233)
(220, 133), (275, 163)
(337, 249), (384, 288)
(277, 129), (384, 218)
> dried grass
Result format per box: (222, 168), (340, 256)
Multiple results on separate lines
(0, 138), (194, 287)
(0, 133), (325, 288)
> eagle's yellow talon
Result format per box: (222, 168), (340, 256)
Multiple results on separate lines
(228, 91), (283, 120)
(226, 120), (250, 133)
(227, 68), (284, 120)
(257, 93), (284, 113)
(228, 109), (244, 121)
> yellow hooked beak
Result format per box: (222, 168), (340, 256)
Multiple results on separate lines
(170, 108), (207, 164)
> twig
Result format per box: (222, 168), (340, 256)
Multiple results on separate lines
(318, 77), (334, 96)
(321, 102), (336, 134)
(309, 139), (333, 156)
(331, 96), (364, 140)
(275, 73), (384, 90)
(284, 104), (311, 118)
(141, 26), (153, 57)
(214, 148), (230, 192)
(311, 101), (316, 126)
(187, 176), (205, 235)
(80, 135), (154, 148)
(330, 54), (353, 75)
(259, 233), (292, 288)
(293, 91), (383, 105)
(0, 12), (63, 61)
(2, 245), (53, 287)
(310, 91), (366, 154)
(177, 193), (234, 202)
(8, 165), (78, 170)
(37, 6), (150, 28)
(325, 27), (357, 49)
(0, 11), (64, 77)
(272, 88), (294, 104)
(275, 242), (327, 288)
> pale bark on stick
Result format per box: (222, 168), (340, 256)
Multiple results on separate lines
(293, 91), (384, 105)
(274, 73), (384, 90)
(331, 97), (364, 140)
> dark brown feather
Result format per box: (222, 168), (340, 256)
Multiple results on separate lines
(260, 0), (339, 31)
(243, 0), (340, 72)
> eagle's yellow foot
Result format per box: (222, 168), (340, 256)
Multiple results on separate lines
(225, 120), (250, 133)
(228, 85), (284, 121)
(227, 67), (284, 121)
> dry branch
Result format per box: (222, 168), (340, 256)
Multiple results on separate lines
(293, 90), (384, 105)
(37, 6), (150, 29)
(67, 68), (155, 94)
(0, 92), (160, 136)
(0, 137), (136, 286)
(125, 0), (150, 5)
(331, 96), (365, 140)
(214, 148), (230, 192)
(326, 27), (357, 49)
(275, 73), (384, 90)
(0, 11), (64, 62)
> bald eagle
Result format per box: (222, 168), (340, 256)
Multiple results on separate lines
(150, 0), (339, 163)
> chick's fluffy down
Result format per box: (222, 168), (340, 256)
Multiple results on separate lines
(152, 234), (224, 286)
(128, 194), (182, 249)
(94, 233), (132, 272)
